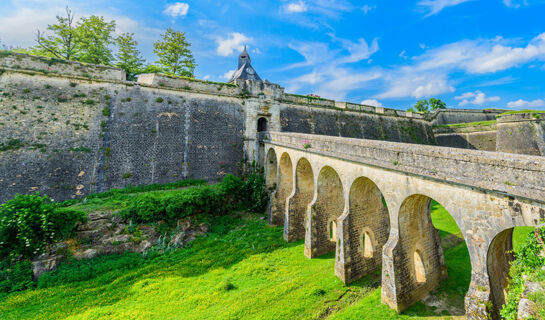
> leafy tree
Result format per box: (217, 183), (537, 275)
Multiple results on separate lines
(76, 15), (116, 65)
(140, 64), (164, 74)
(429, 98), (447, 110)
(413, 98), (447, 113)
(34, 7), (78, 60)
(153, 28), (196, 77)
(414, 99), (430, 113)
(115, 33), (145, 81)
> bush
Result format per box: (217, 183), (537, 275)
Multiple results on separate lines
(119, 173), (269, 226)
(0, 193), (86, 260)
(501, 226), (545, 319)
(0, 260), (34, 293)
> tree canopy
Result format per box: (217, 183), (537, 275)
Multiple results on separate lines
(115, 33), (145, 81)
(153, 28), (196, 77)
(408, 98), (447, 113)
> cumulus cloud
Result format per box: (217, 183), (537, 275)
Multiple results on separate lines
(377, 32), (545, 99)
(164, 3), (189, 18)
(284, 1), (308, 13)
(417, 0), (474, 17)
(454, 91), (500, 106)
(506, 99), (545, 108)
(361, 99), (383, 107)
(216, 32), (251, 56)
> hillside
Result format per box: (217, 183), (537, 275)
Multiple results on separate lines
(0, 188), (534, 319)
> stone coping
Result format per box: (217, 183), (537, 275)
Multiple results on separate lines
(264, 131), (545, 202)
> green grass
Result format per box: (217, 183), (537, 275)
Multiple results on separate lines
(433, 120), (496, 129)
(0, 198), (531, 319)
(498, 110), (545, 116)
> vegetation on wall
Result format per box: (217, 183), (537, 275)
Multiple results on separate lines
(501, 225), (545, 320)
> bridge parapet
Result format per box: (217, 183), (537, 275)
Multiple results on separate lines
(265, 131), (545, 202)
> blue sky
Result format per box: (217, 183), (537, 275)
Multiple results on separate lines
(1, 0), (545, 110)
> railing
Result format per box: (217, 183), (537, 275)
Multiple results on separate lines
(264, 131), (545, 201)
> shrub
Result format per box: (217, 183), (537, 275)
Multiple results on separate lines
(120, 194), (165, 223)
(0, 260), (34, 293)
(0, 193), (86, 260)
(501, 226), (545, 319)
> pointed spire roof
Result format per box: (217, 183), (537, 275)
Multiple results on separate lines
(229, 46), (262, 83)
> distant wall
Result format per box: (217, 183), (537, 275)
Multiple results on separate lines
(434, 123), (497, 151)
(430, 109), (502, 126)
(496, 113), (545, 156)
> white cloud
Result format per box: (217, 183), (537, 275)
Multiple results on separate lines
(361, 99), (383, 107)
(362, 5), (376, 14)
(455, 90), (500, 106)
(417, 0), (474, 17)
(0, 7), (60, 48)
(338, 38), (379, 63)
(377, 73), (454, 99)
(223, 69), (236, 80)
(216, 32), (251, 56)
(284, 1), (308, 13)
(164, 3), (189, 18)
(507, 99), (545, 108)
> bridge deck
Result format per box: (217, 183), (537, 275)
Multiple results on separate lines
(264, 131), (545, 202)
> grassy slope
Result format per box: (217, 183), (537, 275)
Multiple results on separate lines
(0, 200), (533, 320)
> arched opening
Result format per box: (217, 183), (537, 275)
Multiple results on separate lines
(307, 166), (344, 257)
(347, 177), (390, 280)
(363, 231), (374, 258)
(329, 220), (337, 241)
(396, 195), (470, 315)
(257, 117), (268, 132)
(487, 228), (515, 319)
(284, 157), (314, 242)
(414, 250), (427, 283)
(265, 148), (277, 191)
(270, 152), (293, 226)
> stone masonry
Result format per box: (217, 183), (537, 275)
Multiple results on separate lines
(265, 131), (545, 320)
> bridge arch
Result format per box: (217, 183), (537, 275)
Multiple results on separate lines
(305, 165), (344, 258)
(284, 157), (315, 242)
(486, 227), (515, 319)
(383, 193), (471, 314)
(335, 176), (390, 283)
(265, 147), (277, 190)
(270, 152), (293, 226)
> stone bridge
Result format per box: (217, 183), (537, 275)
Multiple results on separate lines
(262, 131), (545, 319)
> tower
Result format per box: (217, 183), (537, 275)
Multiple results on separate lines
(228, 46), (262, 83)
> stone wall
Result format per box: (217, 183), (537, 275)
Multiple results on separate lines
(0, 71), (245, 203)
(434, 122), (497, 151)
(496, 112), (545, 156)
(430, 108), (502, 126)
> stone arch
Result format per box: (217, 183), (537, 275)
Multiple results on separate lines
(305, 166), (344, 258)
(265, 148), (277, 190)
(335, 176), (390, 283)
(270, 152), (293, 226)
(257, 117), (268, 132)
(487, 227), (515, 319)
(392, 194), (454, 311)
(284, 157), (314, 242)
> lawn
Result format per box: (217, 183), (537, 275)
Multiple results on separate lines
(0, 201), (533, 320)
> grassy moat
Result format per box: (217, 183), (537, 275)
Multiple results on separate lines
(0, 198), (532, 320)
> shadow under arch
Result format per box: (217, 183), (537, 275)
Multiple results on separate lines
(270, 152), (293, 226)
(284, 157), (314, 242)
(487, 227), (515, 319)
(305, 165), (344, 258)
(393, 194), (471, 315)
(336, 176), (390, 283)
(265, 148), (277, 191)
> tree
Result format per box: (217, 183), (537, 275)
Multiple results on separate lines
(429, 98), (447, 110)
(414, 99), (430, 113)
(76, 15), (116, 65)
(35, 7), (78, 60)
(116, 33), (145, 81)
(412, 98), (447, 113)
(153, 28), (196, 77)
